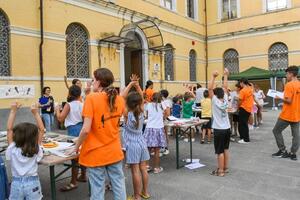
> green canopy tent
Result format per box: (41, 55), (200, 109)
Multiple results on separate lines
(228, 66), (300, 80)
(228, 67), (271, 80)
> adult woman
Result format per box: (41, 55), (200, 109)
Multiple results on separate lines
(71, 68), (126, 200)
(237, 78), (254, 144)
(39, 87), (54, 132)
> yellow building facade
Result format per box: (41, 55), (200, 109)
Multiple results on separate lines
(0, 0), (300, 109)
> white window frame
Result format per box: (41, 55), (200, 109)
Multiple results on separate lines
(186, 0), (199, 21)
(217, 0), (241, 22)
(160, 0), (177, 11)
(262, 0), (291, 13)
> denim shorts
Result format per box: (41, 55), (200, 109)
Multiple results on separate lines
(67, 122), (83, 137)
(9, 176), (43, 200)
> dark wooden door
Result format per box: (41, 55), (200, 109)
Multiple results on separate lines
(131, 50), (143, 86)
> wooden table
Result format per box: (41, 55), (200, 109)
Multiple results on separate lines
(0, 132), (78, 200)
(165, 119), (208, 169)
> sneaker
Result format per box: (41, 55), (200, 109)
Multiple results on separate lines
(184, 138), (189, 142)
(290, 153), (298, 161)
(230, 137), (236, 142)
(153, 167), (163, 174)
(191, 138), (195, 142)
(272, 150), (288, 158)
(159, 152), (163, 157)
(163, 149), (170, 155)
(200, 140), (205, 144)
(238, 139), (249, 144)
(249, 125), (254, 130)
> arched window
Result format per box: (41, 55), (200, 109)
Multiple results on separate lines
(0, 10), (10, 76)
(164, 44), (174, 81)
(268, 42), (288, 71)
(223, 49), (239, 74)
(189, 49), (197, 81)
(66, 23), (89, 78)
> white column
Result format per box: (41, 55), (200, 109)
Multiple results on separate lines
(143, 49), (149, 89)
(119, 43), (125, 89)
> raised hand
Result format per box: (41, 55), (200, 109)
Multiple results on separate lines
(31, 103), (39, 115)
(213, 71), (219, 78)
(11, 102), (21, 112)
(224, 68), (229, 76)
(130, 74), (139, 82)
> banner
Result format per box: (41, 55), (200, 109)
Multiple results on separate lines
(0, 85), (35, 99)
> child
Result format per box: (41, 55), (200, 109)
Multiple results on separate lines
(172, 96), (182, 118)
(122, 74), (150, 200)
(160, 89), (172, 155)
(6, 102), (45, 199)
(64, 76), (92, 99)
(55, 85), (87, 192)
(200, 90), (212, 144)
(208, 69), (231, 177)
(229, 83), (241, 137)
(144, 92), (167, 174)
(182, 90), (196, 142)
(144, 80), (154, 103)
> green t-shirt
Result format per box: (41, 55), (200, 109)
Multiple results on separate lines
(183, 100), (195, 118)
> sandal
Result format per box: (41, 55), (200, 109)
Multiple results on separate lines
(224, 168), (229, 173)
(210, 169), (225, 177)
(77, 175), (87, 182)
(146, 165), (152, 172)
(127, 195), (139, 200)
(153, 167), (163, 174)
(60, 183), (78, 192)
(141, 193), (151, 199)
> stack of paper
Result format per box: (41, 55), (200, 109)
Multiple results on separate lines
(184, 158), (206, 170)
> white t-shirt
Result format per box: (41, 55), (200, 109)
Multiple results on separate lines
(145, 102), (166, 129)
(212, 95), (231, 130)
(6, 142), (43, 177)
(162, 98), (172, 109)
(195, 88), (207, 103)
(254, 90), (265, 105)
(64, 100), (83, 127)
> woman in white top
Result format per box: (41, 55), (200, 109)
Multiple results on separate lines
(56, 85), (86, 192)
(254, 84), (266, 125)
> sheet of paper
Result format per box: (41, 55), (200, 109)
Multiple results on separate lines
(267, 89), (284, 99)
(185, 162), (205, 170)
(185, 158), (200, 163)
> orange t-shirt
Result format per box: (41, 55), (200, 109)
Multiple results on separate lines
(239, 86), (254, 113)
(280, 80), (300, 122)
(145, 88), (154, 102)
(79, 92), (125, 167)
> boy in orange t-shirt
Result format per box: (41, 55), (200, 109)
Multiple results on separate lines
(272, 66), (300, 161)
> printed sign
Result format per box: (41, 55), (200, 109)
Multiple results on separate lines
(0, 85), (35, 99)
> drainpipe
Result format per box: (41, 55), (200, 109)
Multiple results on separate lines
(204, 0), (208, 87)
(39, 0), (44, 96)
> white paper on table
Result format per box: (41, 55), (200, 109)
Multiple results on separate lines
(43, 142), (75, 158)
(0, 131), (7, 137)
(185, 162), (205, 170)
(185, 158), (200, 163)
(50, 146), (76, 158)
(167, 116), (179, 121)
(267, 89), (284, 99)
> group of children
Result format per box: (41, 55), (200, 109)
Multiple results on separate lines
(3, 67), (253, 200)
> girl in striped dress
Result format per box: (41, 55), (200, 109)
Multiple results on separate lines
(121, 75), (150, 200)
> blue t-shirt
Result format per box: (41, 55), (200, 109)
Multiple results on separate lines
(172, 103), (181, 118)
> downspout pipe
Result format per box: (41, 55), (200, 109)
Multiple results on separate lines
(204, 0), (208, 87)
(39, 0), (44, 96)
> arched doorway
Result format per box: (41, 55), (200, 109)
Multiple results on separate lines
(124, 32), (143, 87)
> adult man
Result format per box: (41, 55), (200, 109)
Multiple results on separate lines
(272, 66), (300, 161)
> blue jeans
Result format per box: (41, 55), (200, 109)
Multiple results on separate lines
(88, 161), (126, 200)
(41, 113), (54, 132)
(9, 176), (42, 200)
(67, 122), (83, 137)
(0, 157), (9, 200)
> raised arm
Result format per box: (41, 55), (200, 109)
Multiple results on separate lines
(208, 71), (219, 98)
(223, 68), (229, 93)
(64, 76), (70, 89)
(55, 103), (70, 123)
(7, 102), (21, 145)
(31, 103), (45, 144)
(120, 74), (140, 98)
